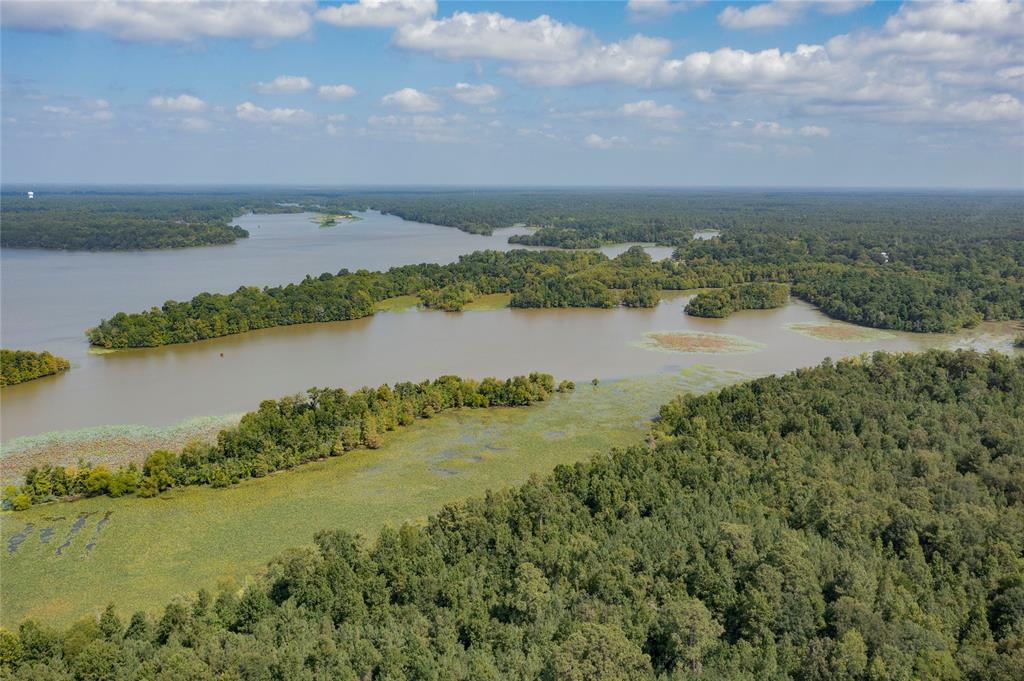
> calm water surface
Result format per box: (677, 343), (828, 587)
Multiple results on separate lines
(0, 213), (1010, 442)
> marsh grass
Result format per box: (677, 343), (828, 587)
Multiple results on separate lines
(0, 367), (744, 627)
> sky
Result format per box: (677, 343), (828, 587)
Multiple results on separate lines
(1, 0), (1022, 188)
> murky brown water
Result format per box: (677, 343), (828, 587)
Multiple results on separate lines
(1, 212), (1017, 443)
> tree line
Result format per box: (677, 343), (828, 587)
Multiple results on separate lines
(85, 248), (680, 348)
(1, 349), (1020, 679)
(3, 372), (566, 510)
(0, 192), (305, 251)
(0, 350), (71, 386)
(685, 283), (789, 318)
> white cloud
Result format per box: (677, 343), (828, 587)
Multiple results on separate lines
(799, 125), (831, 137)
(235, 101), (313, 124)
(718, 1), (871, 30)
(508, 35), (672, 87)
(620, 100), (684, 119)
(449, 82), (501, 105)
(1, 0), (315, 42)
(326, 114), (349, 122)
(318, 84), (357, 100)
(41, 101), (112, 122)
(726, 141), (763, 152)
(660, 44), (832, 87)
(626, 0), (692, 22)
(316, 0), (436, 28)
(753, 120), (793, 137)
(180, 116), (213, 132)
(363, 113), (464, 143)
(148, 94), (206, 112)
(886, 0), (1023, 39)
(256, 75), (312, 94)
(944, 93), (1024, 122)
(381, 87), (441, 112)
(718, 2), (804, 30)
(394, 12), (587, 62)
(583, 133), (627, 149)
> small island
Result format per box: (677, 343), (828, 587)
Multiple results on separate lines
(0, 349), (71, 386)
(685, 283), (789, 318)
(312, 212), (361, 228)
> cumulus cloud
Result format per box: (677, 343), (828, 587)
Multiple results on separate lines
(235, 101), (313, 124)
(318, 84), (357, 100)
(381, 88), (441, 112)
(620, 100), (684, 119)
(316, 0), (436, 28)
(718, 2), (804, 29)
(449, 82), (501, 105)
(394, 12), (587, 62)
(944, 93), (1024, 122)
(508, 35), (672, 87)
(659, 44), (832, 87)
(255, 75), (312, 94)
(799, 125), (831, 137)
(148, 94), (206, 112)
(41, 100), (112, 122)
(718, 1), (871, 30)
(752, 120), (793, 137)
(1, 0), (315, 42)
(583, 133), (627, 149)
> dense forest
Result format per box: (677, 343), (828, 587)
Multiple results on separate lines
(0, 192), (303, 251)
(85, 248), (675, 348)
(0, 349), (71, 386)
(2, 350), (1020, 679)
(3, 373), (563, 510)
(685, 283), (789, 318)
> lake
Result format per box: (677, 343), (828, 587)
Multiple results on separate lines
(0, 212), (1014, 442)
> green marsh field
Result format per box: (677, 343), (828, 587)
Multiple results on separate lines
(0, 366), (741, 627)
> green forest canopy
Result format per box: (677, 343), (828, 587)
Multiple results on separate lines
(2, 350), (1021, 679)
(0, 350), (71, 386)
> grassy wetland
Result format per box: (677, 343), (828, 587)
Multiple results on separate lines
(0, 366), (742, 627)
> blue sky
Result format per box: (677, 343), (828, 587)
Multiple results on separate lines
(2, 1), (1022, 187)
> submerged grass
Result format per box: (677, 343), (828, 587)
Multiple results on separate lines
(0, 366), (744, 627)
(633, 330), (764, 355)
(1, 415), (243, 486)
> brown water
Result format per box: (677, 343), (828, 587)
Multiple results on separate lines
(1, 211), (1016, 443)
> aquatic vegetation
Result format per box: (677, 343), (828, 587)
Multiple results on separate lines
(0, 366), (743, 627)
(634, 330), (764, 355)
(785, 321), (895, 342)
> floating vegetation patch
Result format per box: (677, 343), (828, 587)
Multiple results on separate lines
(372, 295), (420, 313)
(462, 293), (513, 311)
(1, 414), (242, 485)
(785, 322), (895, 342)
(634, 331), (764, 355)
(55, 514), (90, 557)
(84, 511), (112, 555)
(7, 524), (33, 554)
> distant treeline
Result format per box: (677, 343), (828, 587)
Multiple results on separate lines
(672, 208), (1024, 332)
(0, 193), (303, 251)
(685, 282), (789, 318)
(0, 349), (71, 386)
(3, 350), (1021, 679)
(3, 372), (567, 510)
